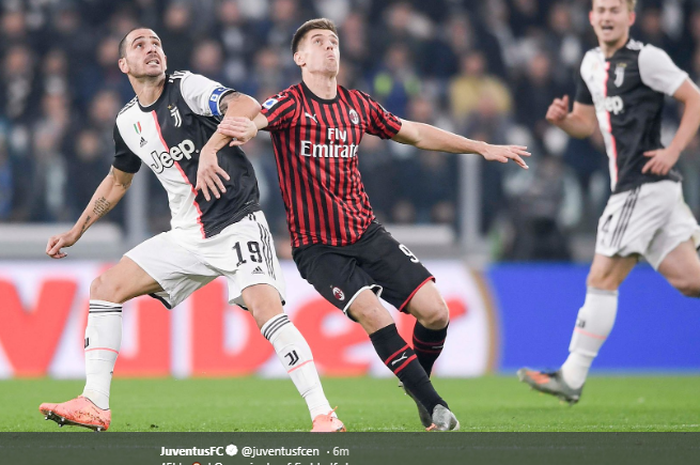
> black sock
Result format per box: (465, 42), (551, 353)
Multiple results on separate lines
(369, 324), (447, 414)
(412, 321), (448, 376)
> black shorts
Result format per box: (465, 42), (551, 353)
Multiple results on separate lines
(292, 221), (434, 316)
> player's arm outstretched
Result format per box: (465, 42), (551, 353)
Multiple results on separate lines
(642, 79), (700, 175)
(391, 119), (531, 169)
(216, 113), (531, 168)
(546, 95), (597, 139)
(196, 92), (262, 201)
(46, 167), (134, 259)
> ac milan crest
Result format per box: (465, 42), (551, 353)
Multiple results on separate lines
(332, 286), (345, 301)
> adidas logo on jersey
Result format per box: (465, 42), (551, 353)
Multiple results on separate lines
(252, 266), (265, 275)
(149, 139), (196, 174)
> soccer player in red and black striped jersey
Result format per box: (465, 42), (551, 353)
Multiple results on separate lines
(216, 18), (530, 431)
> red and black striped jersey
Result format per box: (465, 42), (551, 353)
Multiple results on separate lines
(261, 81), (402, 248)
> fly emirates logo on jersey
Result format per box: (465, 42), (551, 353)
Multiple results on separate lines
(149, 139), (197, 174)
(300, 128), (359, 158)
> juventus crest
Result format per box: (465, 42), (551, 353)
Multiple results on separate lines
(614, 63), (626, 87)
(169, 104), (182, 127)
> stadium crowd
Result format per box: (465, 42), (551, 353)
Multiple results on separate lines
(2, 0), (700, 260)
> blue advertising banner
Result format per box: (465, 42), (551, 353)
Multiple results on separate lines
(487, 263), (700, 372)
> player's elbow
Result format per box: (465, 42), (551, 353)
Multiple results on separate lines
(221, 92), (261, 120)
(685, 92), (700, 113)
(564, 112), (597, 139)
(393, 120), (422, 146)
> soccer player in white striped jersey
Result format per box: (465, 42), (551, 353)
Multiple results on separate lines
(38, 27), (344, 432)
(518, 0), (700, 403)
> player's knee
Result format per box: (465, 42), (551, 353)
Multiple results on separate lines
(89, 275), (123, 302)
(349, 305), (377, 323)
(586, 272), (621, 291)
(248, 303), (284, 329)
(89, 276), (105, 298)
(349, 305), (393, 333)
(242, 284), (284, 328)
(672, 277), (700, 298)
(418, 302), (449, 330)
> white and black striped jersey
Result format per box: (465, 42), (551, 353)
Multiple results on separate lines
(575, 38), (687, 194)
(112, 71), (260, 240)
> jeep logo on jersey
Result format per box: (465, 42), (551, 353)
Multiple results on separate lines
(596, 95), (624, 115)
(149, 139), (197, 173)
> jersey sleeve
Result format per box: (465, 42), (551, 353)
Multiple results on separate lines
(112, 124), (141, 173)
(574, 61), (593, 105)
(358, 91), (402, 139)
(260, 90), (297, 131)
(638, 45), (688, 96)
(179, 71), (235, 117)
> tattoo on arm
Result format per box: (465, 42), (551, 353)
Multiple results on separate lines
(80, 215), (91, 233)
(219, 92), (240, 114)
(93, 197), (111, 218)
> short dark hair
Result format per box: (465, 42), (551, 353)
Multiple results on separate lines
(118, 27), (155, 58)
(291, 18), (338, 54)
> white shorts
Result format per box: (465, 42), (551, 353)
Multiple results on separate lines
(125, 211), (285, 308)
(595, 180), (700, 269)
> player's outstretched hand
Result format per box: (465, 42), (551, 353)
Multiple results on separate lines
(546, 95), (570, 125)
(46, 230), (79, 259)
(196, 145), (230, 201)
(218, 116), (258, 146)
(642, 147), (680, 175)
(480, 144), (530, 169)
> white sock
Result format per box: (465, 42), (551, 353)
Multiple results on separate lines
(261, 313), (333, 420)
(82, 300), (122, 410)
(561, 288), (617, 389)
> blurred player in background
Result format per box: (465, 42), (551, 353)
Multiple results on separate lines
(39, 27), (344, 433)
(213, 18), (530, 431)
(519, 0), (700, 403)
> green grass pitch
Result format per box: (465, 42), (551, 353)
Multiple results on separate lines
(2, 375), (699, 432)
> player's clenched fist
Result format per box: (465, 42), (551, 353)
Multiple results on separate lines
(46, 230), (79, 259)
(546, 95), (570, 125)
